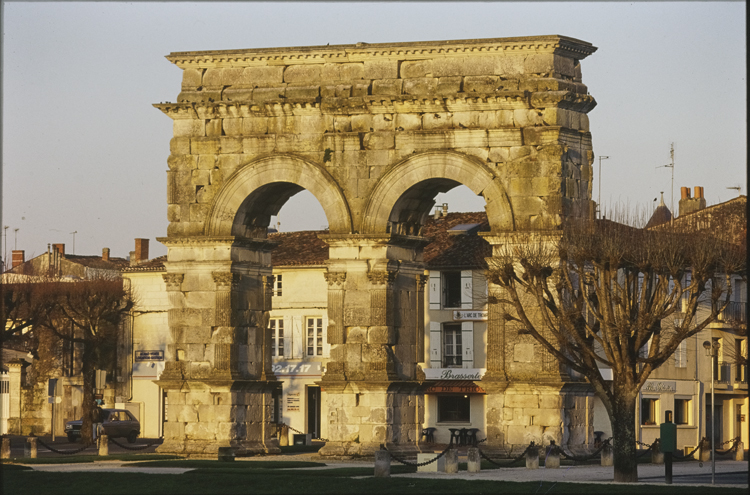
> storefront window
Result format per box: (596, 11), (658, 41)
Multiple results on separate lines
(641, 397), (658, 425)
(437, 395), (470, 422)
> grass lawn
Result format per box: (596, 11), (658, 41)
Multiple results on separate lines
(1, 454), (182, 464)
(2, 461), (747, 495)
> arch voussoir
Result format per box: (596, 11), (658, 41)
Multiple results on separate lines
(362, 151), (515, 234)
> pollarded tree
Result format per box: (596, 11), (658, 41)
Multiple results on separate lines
(487, 216), (745, 483)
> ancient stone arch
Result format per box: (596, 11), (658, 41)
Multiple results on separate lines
(362, 150), (515, 235)
(154, 35), (598, 457)
(206, 154), (354, 238)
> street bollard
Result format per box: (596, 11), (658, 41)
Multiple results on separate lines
(98, 434), (108, 456)
(218, 446), (235, 461)
(651, 440), (664, 465)
(525, 444), (539, 469)
(25, 436), (37, 458)
(1, 436), (11, 459)
(467, 447), (481, 473)
(443, 449), (458, 473)
(735, 441), (744, 461)
(374, 449), (391, 478)
(601, 442), (613, 466)
(545, 443), (560, 469)
(444, 448), (458, 473)
(698, 437), (710, 462)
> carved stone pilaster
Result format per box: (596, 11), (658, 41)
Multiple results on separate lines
(415, 274), (428, 363)
(162, 273), (185, 308)
(367, 270), (398, 286)
(166, 171), (176, 204)
(368, 270), (397, 327)
(324, 271), (346, 344)
(484, 286), (506, 381)
(323, 271), (346, 286)
(213, 272), (239, 327)
(262, 275), (275, 312)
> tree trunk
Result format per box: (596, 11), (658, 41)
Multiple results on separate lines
(610, 391), (639, 482)
(79, 342), (96, 445)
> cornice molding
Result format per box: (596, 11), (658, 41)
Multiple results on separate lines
(154, 91), (594, 120)
(166, 36), (597, 69)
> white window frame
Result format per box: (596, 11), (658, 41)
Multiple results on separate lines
(442, 323), (462, 368)
(270, 318), (284, 357)
(306, 317), (324, 356)
(273, 274), (283, 297)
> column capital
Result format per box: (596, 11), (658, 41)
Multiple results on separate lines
(162, 273), (184, 291)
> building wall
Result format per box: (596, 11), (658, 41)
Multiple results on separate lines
(119, 270), (169, 439)
(269, 266), (329, 441)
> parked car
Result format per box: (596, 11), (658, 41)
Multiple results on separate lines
(65, 408), (140, 443)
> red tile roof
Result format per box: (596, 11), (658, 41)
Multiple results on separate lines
(422, 212), (491, 268)
(269, 230), (329, 266)
(269, 212), (492, 269)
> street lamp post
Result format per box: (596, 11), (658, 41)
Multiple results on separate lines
(703, 340), (720, 485)
(598, 156), (609, 219)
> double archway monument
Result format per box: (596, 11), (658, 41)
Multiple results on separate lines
(154, 36), (598, 457)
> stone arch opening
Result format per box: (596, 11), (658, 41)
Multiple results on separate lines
(362, 151), (515, 236)
(206, 154), (353, 239)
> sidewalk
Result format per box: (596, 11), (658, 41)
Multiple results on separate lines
(391, 459), (748, 488)
(10, 450), (747, 488)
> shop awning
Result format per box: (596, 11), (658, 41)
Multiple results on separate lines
(422, 380), (486, 394)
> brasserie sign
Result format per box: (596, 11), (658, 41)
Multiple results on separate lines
(423, 368), (485, 380)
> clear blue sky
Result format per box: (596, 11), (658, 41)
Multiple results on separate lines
(2, 2), (746, 261)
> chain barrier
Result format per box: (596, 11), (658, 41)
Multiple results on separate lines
(382, 442), (454, 467)
(635, 439), (657, 459)
(714, 437), (740, 456)
(108, 437), (161, 450)
(558, 437), (612, 462)
(476, 441), (536, 466)
(672, 443), (701, 459)
(36, 438), (94, 455)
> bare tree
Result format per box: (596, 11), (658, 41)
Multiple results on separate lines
(488, 215), (745, 482)
(37, 277), (133, 444)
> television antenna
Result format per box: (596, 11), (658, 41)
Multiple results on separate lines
(726, 186), (742, 197)
(656, 143), (675, 223)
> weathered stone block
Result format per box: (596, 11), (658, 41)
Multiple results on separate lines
(364, 60), (398, 79)
(174, 120), (206, 137)
(464, 75), (500, 93)
(253, 87), (286, 102)
(372, 79), (403, 96)
(363, 132), (394, 150)
(506, 394), (539, 409)
(422, 113), (452, 130)
(182, 68), (204, 89)
(286, 85), (320, 99)
(403, 78), (438, 96)
(237, 66), (284, 87)
(242, 135), (276, 154)
(395, 113), (421, 131)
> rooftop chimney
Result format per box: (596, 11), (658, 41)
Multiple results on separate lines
(102, 248), (110, 262)
(133, 238), (149, 265)
(12, 250), (25, 269)
(52, 243), (65, 256)
(678, 186), (707, 217)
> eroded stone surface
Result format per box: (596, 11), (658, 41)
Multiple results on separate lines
(155, 36), (598, 456)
